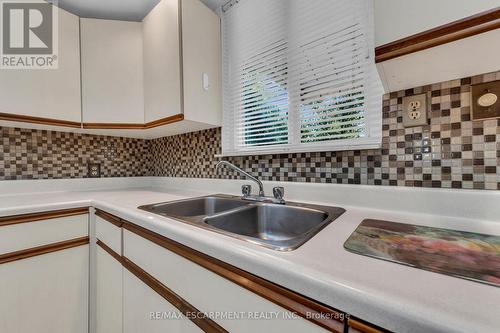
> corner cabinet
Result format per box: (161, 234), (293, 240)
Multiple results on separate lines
(0, 208), (89, 333)
(80, 0), (221, 136)
(94, 210), (123, 333)
(0, 206), (388, 333)
(1, 0), (221, 138)
(92, 209), (351, 333)
(80, 19), (145, 126)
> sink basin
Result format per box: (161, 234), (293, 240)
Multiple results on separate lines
(139, 196), (249, 222)
(139, 194), (345, 251)
(204, 204), (328, 241)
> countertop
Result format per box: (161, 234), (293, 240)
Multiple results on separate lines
(0, 178), (499, 333)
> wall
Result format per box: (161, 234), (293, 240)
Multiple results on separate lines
(374, 0), (499, 46)
(149, 70), (500, 190)
(0, 127), (149, 180)
(1, 70), (499, 190)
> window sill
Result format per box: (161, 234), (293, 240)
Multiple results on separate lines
(218, 138), (382, 157)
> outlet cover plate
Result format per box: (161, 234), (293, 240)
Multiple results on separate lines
(402, 93), (428, 127)
(87, 163), (101, 178)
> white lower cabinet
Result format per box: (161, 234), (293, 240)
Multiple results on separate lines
(123, 268), (202, 333)
(0, 210), (89, 333)
(96, 246), (123, 333)
(123, 229), (330, 333)
(0, 245), (89, 333)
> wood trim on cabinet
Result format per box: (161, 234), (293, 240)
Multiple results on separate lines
(122, 221), (345, 332)
(82, 114), (184, 130)
(348, 318), (388, 333)
(122, 256), (228, 333)
(144, 114), (184, 129)
(0, 112), (184, 130)
(375, 7), (500, 62)
(0, 207), (89, 227)
(96, 238), (227, 333)
(0, 236), (89, 265)
(0, 112), (82, 128)
(95, 209), (123, 228)
(82, 122), (145, 129)
(96, 239), (123, 263)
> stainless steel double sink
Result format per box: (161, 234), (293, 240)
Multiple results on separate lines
(138, 195), (345, 251)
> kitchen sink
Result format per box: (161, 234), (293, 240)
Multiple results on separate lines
(139, 195), (345, 251)
(140, 196), (249, 222)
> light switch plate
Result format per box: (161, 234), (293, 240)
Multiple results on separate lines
(402, 94), (428, 127)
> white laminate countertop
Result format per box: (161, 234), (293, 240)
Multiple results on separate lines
(0, 177), (499, 333)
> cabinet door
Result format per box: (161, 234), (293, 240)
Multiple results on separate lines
(96, 246), (122, 333)
(123, 268), (202, 333)
(143, 0), (182, 123)
(0, 246), (89, 333)
(0, 210), (89, 333)
(0, 7), (81, 123)
(182, 0), (222, 126)
(80, 18), (144, 124)
(124, 229), (335, 333)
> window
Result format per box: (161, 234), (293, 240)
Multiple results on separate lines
(221, 0), (383, 156)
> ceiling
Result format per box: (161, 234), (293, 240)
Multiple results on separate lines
(57, 0), (222, 21)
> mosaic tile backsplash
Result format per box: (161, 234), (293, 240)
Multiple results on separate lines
(1, 70), (499, 189)
(149, 71), (500, 190)
(0, 127), (149, 179)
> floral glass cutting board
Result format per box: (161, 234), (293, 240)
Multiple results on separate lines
(344, 219), (500, 287)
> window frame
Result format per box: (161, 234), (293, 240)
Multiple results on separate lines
(221, 0), (382, 157)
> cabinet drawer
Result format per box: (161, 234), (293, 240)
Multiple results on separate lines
(123, 229), (337, 333)
(0, 209), (88, 255)
(95, 210), (122, 255)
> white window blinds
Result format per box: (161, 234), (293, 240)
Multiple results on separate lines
(222, 0), (383, 156)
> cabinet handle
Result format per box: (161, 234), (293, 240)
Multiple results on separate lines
(348, 318), (385, 333)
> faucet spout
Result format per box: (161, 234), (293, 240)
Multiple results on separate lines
(216, 161), (265, 196)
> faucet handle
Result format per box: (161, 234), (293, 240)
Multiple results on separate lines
(241, 185), (252, 197)
(272, 187), (285, 201)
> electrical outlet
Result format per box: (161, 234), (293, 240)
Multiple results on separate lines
(402, 94), (427, 127)
(87, 163), (101, 178)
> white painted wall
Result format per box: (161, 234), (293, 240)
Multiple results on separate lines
(374, 0), (500, 46)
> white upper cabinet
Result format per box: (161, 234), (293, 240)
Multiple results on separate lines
(0, 0), (225, 136)
(0, 7), (81, 123)
(80, 18), (145, 124)
(181, 0), (222, 127)
(143, 0), (182, 123)
(374, 0), (500, 46)
(142, 0), (222, 128)
(374, 0), (500, 92)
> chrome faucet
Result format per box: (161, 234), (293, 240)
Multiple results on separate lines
(215, 161), (285, 204)
(216, 161), (265, 196)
